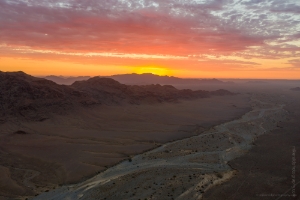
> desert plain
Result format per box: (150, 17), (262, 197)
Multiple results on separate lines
(0, 73), (299, 200)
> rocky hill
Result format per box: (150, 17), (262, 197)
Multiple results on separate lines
(43, 75), (90, 85)
(43, 73), (233, 85)
(0, 71), (94, 121)
(72, 77), (234, 104)
(0, 72), (235, 121)
(109, 73), (229, 85)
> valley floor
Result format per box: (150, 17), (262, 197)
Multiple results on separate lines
(33, 91), (299, 200)
(0, 95), (249, 199)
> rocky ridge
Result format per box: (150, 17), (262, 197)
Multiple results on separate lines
(0, 71), (235, 121)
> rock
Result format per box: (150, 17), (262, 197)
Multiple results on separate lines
(0, 71), (235, 119)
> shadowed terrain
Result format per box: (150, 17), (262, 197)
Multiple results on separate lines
(31, 80), (300, 200)
(32, 89), (292, 200)
(0, 71), (234, 122)
(42, 73), (233, 86)
(203, 91), (300, 200)
(2, 71), (299, 200)
(0, 71), (247, 200)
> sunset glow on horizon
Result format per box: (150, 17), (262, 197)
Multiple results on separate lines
(1, 0), (300, 79)
(134, 66), (173, 76)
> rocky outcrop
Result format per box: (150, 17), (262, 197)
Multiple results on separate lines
(110, 73), (230, 85)
(0, 72), (235, 120)
(43, 73), (233, 85)
(0, 71), (95, 120)
(71, 77), (234, 105)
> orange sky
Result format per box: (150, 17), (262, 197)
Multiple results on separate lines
(1, 56), (299, 79)
(1, 0), (300, 79)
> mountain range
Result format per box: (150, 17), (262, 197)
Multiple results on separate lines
(0, 71), (235, 122)
(43, 73), (234, 85)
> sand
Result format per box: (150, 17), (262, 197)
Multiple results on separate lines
(32, 91), (288, 200)
(203, 91), (300, 200)
(2, 81), (299, 200)
(0, 95), (249, 199)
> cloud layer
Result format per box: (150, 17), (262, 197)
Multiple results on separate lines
(1, 0), (300, 74)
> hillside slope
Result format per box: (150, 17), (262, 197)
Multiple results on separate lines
(0, 71), (234, 121)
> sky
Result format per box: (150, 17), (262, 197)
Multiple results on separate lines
(0, 0), (300, 79)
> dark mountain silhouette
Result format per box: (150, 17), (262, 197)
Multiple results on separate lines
(0, 71), (235, 121)
(109, 73), (230, 85)
(72, 77), (234, 105)
(43, 73), (233, 85)
(42, 75), (91, 85)
(0, 71), (95, 121)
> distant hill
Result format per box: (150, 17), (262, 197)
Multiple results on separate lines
(72, 77), (234, 105)
(0, 71), (95, 121)
(110, 73), (233, 85)
(291, 87), (300, 91)
(42, 75), (91, 85)
(246, 80), (268, 84)
(43, 73), (233, 85)
(0, 71), (235, 121)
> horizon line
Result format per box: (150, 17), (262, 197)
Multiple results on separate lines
(2, 71), (300, 81)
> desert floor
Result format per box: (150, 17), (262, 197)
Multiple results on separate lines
(203, 91), (300, 200)
(0, 94), (249, 199)
(33, 86), (300, 200)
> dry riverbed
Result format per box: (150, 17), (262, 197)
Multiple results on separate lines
(33, 93), (288, 200)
